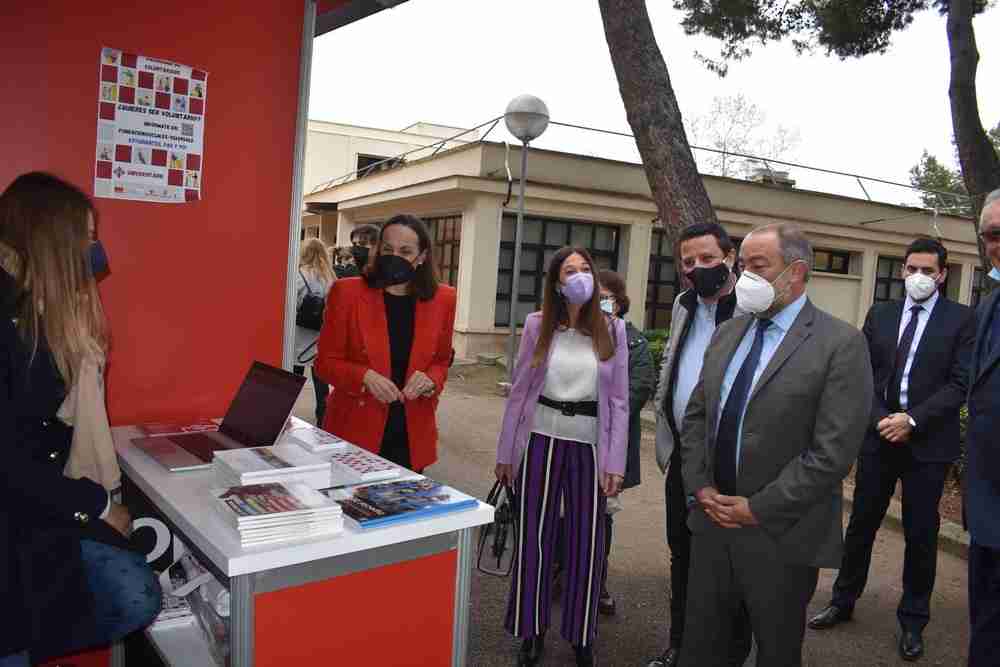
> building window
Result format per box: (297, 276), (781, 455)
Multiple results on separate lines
(356, 154), (403, 178)
(874, 256), (906, 302)
(496, 215), (620, 327)
(972, 267), (985, 307)
(646, 227), (680, 330)
(426, 215), (461, 287)
(813, 248), (851, 275)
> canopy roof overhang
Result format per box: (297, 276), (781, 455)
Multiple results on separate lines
(316, 0), (408, 36)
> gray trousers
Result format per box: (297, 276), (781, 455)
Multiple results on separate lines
(681, 525), (819, 667)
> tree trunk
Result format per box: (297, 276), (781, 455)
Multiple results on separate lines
(947, 0), (1000, 273)
(598, 0), (716, 246)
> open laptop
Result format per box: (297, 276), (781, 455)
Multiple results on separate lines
(132, 361), (307, 472)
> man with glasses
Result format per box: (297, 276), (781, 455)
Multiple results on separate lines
(966, 189), (1000, 667)
(809, 237), (975, 662)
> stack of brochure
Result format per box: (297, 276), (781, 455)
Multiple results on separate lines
(212, 444), (331, 489)
(327, 448), (400, 484)
(326, 477), (478, 530)
(212, 481), (343, 547)
(281, 417), (350, 454)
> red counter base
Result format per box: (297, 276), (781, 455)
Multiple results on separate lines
(37, 647), (110, 667)
(255, 550), (458, 666)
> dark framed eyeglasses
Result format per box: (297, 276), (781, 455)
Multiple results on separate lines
(980, 229), (1000, 243)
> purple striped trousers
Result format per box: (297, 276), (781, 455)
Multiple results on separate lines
(505, 432), (608, 647)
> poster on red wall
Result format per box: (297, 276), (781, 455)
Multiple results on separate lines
(94, 47), (208, 203)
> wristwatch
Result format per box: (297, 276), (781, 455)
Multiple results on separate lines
(907, 415), (917, 429)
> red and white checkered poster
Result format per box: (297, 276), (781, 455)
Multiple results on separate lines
(94, 47), (208, 203)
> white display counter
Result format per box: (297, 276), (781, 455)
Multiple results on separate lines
(114, 425), (493, 667)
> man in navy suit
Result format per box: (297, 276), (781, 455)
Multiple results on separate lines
(809, 236), (975, 662)
(967, 188), (1000, 667)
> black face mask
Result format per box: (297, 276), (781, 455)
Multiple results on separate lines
(685, 262), (730, 299)
(350, 245), (370, 268)
(90, 241), (110, 279)
(334, 263), (360, 279)
(371, 254), (417, 287)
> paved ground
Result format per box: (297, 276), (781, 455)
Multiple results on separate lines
(293, 364), (971, 666)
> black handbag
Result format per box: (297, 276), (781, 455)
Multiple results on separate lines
(477, 479), (519, 577)
(296, 269), (325, 331)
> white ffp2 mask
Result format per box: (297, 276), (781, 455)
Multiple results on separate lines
(904, 273), (938, 302)
(735, 262), (799, 314)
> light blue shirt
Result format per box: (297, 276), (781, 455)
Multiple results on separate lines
(672, 298), (719, 431)
(717, 293), (808, 473)
(896, 290), (939, 411)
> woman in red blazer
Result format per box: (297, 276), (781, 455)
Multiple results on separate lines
(315, 214), (456, 472)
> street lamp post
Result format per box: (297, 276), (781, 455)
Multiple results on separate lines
(504, 94), (549, 382)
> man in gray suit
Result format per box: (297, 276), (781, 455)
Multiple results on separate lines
(680, 222), (874, 666)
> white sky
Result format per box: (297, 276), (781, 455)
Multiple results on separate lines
(308, 0), (999, 206)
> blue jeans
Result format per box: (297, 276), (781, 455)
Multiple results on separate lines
(34, 539), (162, 662)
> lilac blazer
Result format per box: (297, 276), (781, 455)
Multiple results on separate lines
(496, 312), (629, 477)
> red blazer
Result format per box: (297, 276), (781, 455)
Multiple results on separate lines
(315, 277), (457, 471)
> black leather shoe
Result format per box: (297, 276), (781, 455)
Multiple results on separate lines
(574, 644), (595, 666)
(899, 631), (924, 662)
(808, 605), (853, 630)
(647, 647), (680, 666)
(517, 635), (545, 666)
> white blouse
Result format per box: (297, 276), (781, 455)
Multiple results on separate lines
(533, 328), (599, 445)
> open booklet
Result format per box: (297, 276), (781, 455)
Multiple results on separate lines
(323, 477), (478, 530)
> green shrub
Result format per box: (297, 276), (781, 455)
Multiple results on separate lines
(644, 328), (670, 378)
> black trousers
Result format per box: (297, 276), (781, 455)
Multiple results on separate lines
(969, 542), (1000, 666)
(832, 447), (949, 632)
(665, 452), (752, 661)
(379, 402), (412, 470)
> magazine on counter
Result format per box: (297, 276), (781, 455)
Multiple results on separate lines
(212, 481), (342, 527)
(327, 448), (400, 483)
(281, 417), (349, 454)
(325, 477), (478, 530)
(213, 444), (331, 489)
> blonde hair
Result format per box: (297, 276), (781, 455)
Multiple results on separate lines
(299, 238), (335, 285)
(0, 172), (108, 386)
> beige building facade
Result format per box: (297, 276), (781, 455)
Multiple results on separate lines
(304, 134), (986, 360)
(301, 120), (477, 247)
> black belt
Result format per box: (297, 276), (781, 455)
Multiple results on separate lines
(538, 395), (598, 418)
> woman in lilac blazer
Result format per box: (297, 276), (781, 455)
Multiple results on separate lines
(495, 247), (628, 667)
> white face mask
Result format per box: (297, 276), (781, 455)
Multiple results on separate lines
(735, 262), (798, 315)
(904, 272), (938, 302)
(990, 266), (1000, 282)
(599, 298), (615, 315)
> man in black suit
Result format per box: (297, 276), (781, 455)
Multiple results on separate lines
(966, 189), (1000, 667)
(809, 237), (975, 662)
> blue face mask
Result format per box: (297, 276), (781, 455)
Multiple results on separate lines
(990, 266), (1000, 282)
(90, 241), (110, 278)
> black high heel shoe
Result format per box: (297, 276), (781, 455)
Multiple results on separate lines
(574, 644), (595, 666)
(517, 634), (545, 666)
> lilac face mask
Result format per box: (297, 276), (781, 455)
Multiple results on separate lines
(560, 272), (594, 305)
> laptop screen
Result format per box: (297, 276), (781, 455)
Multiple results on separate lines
(218, 362), (307, 447)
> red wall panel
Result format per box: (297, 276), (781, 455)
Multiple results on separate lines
(0, 0), (307, 424)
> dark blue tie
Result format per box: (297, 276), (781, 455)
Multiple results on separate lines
(715, 319), (772, 494)
(990, 298), (1000, 356)
(887, 305), (923, 412)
